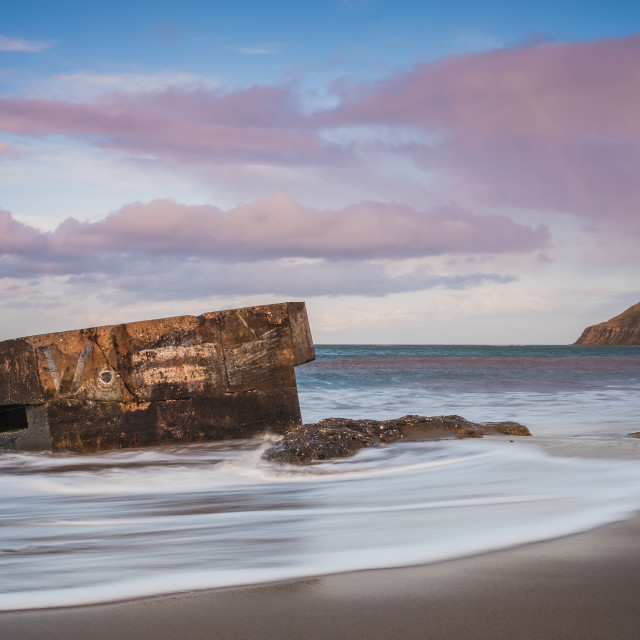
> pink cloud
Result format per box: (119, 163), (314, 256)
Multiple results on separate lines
(0, 193), (545, 303)
(328, 36), (640, 138)
(325, 35), (640, 228)
(3, 192), (549, 268)
(0, 87), (334, 166)
(1, 196), (528, 300)
(0, 209), (45, 253)
(1, 35), (638, 232)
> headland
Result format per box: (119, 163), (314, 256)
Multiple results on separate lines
(574, 301), (640, 345)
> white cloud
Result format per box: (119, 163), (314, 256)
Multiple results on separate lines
(44, 71), (219, 99)
(235, 43), (283, 55)
(0, 34), (53, 53)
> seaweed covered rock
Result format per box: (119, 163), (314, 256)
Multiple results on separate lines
(483, 421), (532, 436)
(263, 415), (530, 464)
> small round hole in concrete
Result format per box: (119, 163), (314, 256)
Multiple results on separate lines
(99, 370), (114, 385)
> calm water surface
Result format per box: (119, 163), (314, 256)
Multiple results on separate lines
(298, 345), (640, 434)
(1, 345), (639, 610)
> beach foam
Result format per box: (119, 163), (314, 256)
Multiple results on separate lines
(2, 437), (640, 610)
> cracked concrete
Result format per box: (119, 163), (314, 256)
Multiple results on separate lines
(0, 302), (315, 453)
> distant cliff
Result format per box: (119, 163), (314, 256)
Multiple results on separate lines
(573, 301), (640, 345)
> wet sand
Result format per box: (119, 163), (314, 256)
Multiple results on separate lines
(2, 513), (640, 640)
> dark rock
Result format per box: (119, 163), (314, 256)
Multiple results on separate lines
(627, 432), (640, 438)
(573, 301), (640, 345)
(482, 421), (532, 436)
(263, 414), (530, 464)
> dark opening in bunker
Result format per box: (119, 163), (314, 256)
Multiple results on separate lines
(0, 405), (29, 433)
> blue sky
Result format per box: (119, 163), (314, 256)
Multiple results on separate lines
(4, 1), (640, 88)
(1, 1), (639, 343)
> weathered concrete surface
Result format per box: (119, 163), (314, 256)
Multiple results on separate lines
(574, 301), (640, 345)
(263, 415), (531, 464)
(0, 302), (315, 453)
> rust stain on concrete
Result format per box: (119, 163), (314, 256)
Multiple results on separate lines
(0, 302), (315, 453)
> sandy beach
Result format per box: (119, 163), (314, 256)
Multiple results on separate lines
(2, 509), (639, 640)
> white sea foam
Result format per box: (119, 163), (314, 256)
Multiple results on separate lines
(2, 437), (640, 611)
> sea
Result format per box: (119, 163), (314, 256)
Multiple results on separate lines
(1, 345), (640, 611)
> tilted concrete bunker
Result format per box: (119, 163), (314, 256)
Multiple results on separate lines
(0, 302), (315, 453)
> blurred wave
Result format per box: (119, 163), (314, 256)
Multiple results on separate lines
(2, 436), (640, 610)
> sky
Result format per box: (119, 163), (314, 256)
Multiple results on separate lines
(1, 1), (639, 344)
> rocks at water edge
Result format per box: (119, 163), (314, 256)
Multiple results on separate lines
(573, 301), (640, 345)
(263, 415), (531, 464)
(482, 421), (532, 436)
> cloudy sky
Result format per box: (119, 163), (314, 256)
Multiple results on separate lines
(1, 1), (639, 343)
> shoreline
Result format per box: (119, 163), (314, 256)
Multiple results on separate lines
(3, 513), (640, 639)
(488, 431), (640, 460)
(3, 434), (640, 638)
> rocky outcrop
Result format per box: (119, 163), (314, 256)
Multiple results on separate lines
(263, 415), (531, 464)
(482, 421), (532, 436)
(574, 302), (640, 345)
(0, 302), (315, 453)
